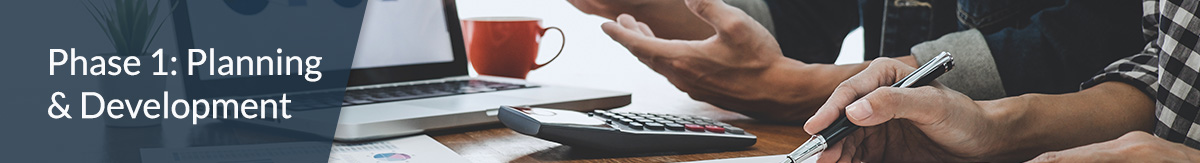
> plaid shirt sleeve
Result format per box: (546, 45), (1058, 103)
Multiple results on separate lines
(1078, 46), (1160, 97)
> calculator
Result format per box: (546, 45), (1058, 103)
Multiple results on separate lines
(497, 106), (756, 152)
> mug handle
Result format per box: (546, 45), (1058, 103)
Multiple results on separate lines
(531, 26), (564, 70)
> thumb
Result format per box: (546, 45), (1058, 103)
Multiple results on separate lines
(845, 86), (953, 127)
(684, 0), (766, 43)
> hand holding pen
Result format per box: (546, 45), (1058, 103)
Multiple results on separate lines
(786, 52), (1016, 162)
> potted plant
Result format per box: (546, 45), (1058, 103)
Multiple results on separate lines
(84, 0), (175, 127)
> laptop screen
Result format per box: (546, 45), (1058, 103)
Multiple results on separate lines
(180, 0), (469, 89)
(176, 0), (469, 98)
(343, 0), (469, 86)
(352, 0), (454, 69)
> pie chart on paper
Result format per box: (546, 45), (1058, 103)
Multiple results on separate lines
(373, 153), (412, 162)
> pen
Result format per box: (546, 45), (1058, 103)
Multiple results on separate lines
(781, 52), (955, 163)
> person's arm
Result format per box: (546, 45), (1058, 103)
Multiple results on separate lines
(980, 81), (1154, 161)
(735, 56), (916, 122)
(712, 59), (867, 122)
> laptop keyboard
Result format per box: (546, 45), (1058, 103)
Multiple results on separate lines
(341, 79), (536, 106)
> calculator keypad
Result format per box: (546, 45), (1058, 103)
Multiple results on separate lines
(588, 110), (746, 135)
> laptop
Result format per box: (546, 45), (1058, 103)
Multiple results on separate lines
(173, 0), (631, 141)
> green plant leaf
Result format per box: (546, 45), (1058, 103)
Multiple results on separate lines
(83, 0), (174, 56)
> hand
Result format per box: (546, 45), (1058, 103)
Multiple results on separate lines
(566, 0), (656, 19)
(602, 0), (851, 122)
(1027, 131), (1200, 163)
(571, 0), (714, 39)
(803, 58), (1011, 162)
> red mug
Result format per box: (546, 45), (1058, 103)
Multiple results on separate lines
(461, 17), (564, 79)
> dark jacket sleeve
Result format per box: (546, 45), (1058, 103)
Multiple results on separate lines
(983, 0), (1147, 95)
(762, 0), (862, 64)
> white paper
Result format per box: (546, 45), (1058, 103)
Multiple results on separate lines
(684, 154), (817, 163)
(141, 135), (468, 163)
(329, 135), (469, 163)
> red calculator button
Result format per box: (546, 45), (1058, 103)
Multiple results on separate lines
(704, 125), (725, 133)
(684, 124), (705, 132)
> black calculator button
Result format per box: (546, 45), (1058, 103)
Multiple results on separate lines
(665, 123), (685, 130)
(725, 127), (745, 134)
(601, 112), (617, 118)
(645, 123), (665, 130)
(627, 122), (644, 130)
(636, 119), (656, 124)
(655, 120), (675, 124)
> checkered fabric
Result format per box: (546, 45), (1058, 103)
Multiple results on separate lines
(1081, 0), (1200, 149)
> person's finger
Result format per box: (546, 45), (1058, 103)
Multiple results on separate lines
(1027, 148), (1106, 163)
(1027, 132), (1137, 163)
(615, 14), (651, 37)
(837, 133), (861, 163)
(803, 75), (883, 134)
(816, 141), (843, 163)
(1120, 131), (1156, 141)
(1026, 151), (1068, 163)
(617, 14), (643, 34)
(804, 59), (913, 134)
(601, 14), (684, 60)
(637, 22), (655, 37)
(683, 0), (765, 43)
(845, 86), (952, 127)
